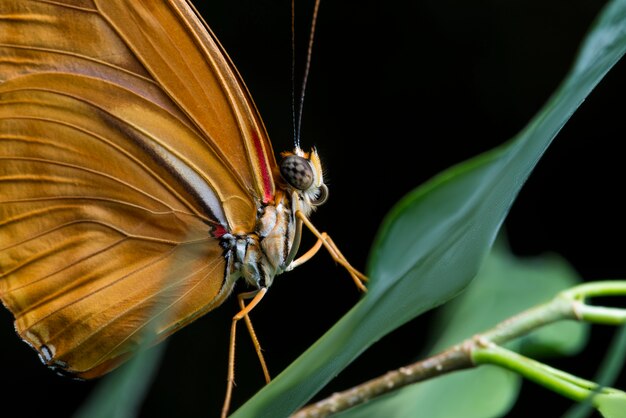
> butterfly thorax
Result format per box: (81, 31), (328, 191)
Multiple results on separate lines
(221, 194), (293, 289)
(221, 147), (327, 291)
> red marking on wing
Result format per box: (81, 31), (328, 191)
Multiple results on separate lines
(211, 224), (228, 238)
(251, 130), (274, 204)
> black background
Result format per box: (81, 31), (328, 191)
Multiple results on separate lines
(1, 0), (625, 417)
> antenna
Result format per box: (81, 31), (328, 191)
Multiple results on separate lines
(292, 0), (321, 150)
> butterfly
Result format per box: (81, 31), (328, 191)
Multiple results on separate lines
(0, 0), (366, 416)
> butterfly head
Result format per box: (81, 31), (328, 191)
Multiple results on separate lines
(279, 147), (328, 212)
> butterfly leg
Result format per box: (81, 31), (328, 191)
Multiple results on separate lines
(238, 291), (271, 384)
(222, 287), (269, 418)
(289, 211), (368, 292)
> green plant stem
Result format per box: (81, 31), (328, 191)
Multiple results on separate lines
(575, 305), (626, 325)
(561, 281), (626, 325)
(290, 280), (626, 417)
(480, 297), (576, 345)
(561, 281), (626, 300)
(472, 344), (596, 402)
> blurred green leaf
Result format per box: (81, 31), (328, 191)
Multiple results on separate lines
(337, 238), (586, 418)
(428, 239), (587, 356)
(234, 1), (626, 416)
(338, 366), (520, 418)
(565, 325), (626, 418)
(596, 392), (626, 418)
(73, 337), (165, 418)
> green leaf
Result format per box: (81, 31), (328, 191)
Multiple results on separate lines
(233, 1), (626, 416)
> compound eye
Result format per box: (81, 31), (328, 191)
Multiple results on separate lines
(280, 155), (314, 190)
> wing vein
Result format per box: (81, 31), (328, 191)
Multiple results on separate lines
(0, 155), (186, 214)
(24, 239), (214, 345)
(89, 254), (224, 368)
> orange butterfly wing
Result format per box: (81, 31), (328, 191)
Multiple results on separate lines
(0, 0), (275, 377)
